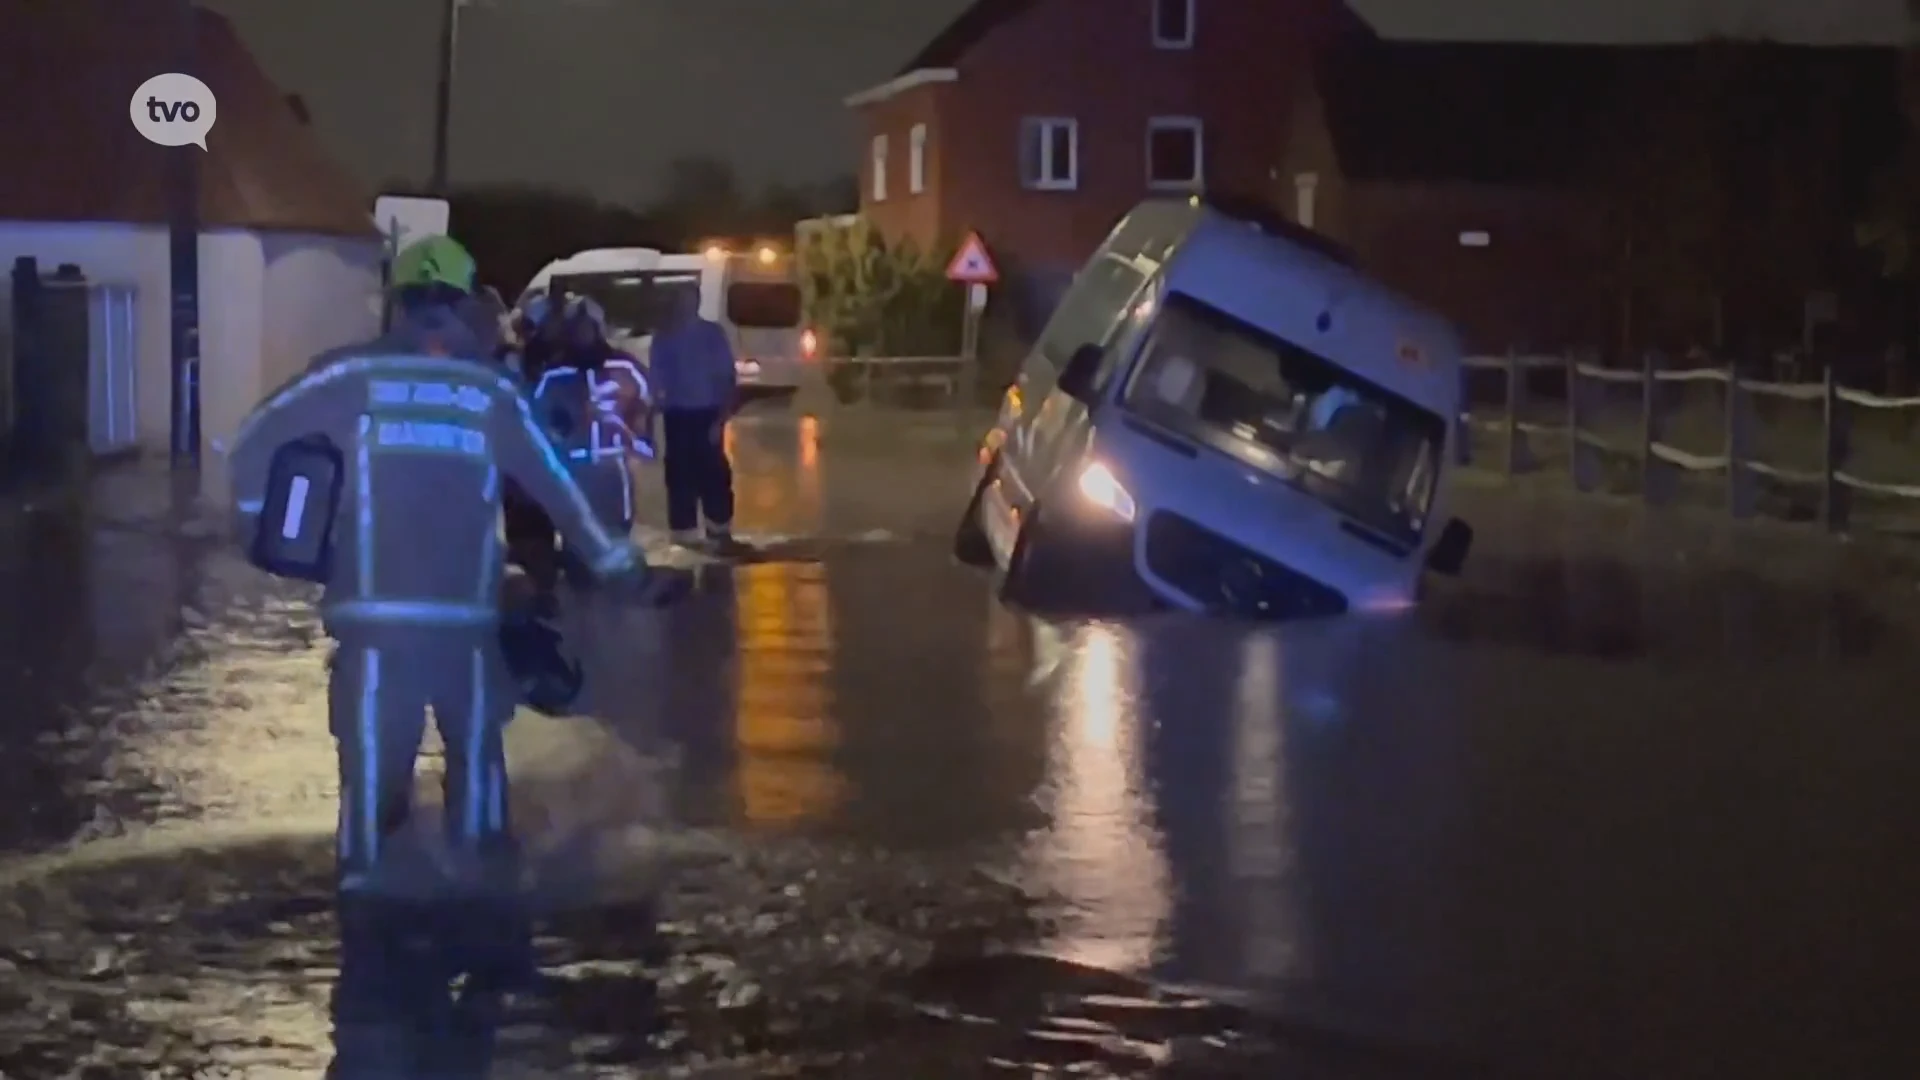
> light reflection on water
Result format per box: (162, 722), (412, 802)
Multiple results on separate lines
(733, 560), (842, 826)
(729, 419), (843, 827)
(1021, 623), (1171, 974)
(1231, 632), (1298, 987)
(8, 427), (1920, 1075)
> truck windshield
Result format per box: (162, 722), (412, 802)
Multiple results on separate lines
(551, 271), (700, 337)
(1119, 292), (1444, 548)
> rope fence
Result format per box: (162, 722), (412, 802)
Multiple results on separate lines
(1458, 351), (1920, 534)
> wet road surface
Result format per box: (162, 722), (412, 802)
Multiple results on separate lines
(1, 408), (1918, 1077)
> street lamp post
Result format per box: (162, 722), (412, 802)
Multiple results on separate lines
(429, 0), (460, 192)
(169, 0), (201, 464)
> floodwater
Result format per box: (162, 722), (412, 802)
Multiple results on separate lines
(0, 410), (1916, 1077)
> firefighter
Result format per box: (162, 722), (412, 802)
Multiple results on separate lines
(225, 234), (651, 892)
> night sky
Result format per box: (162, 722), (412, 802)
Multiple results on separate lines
(199, 0), (1902, 205)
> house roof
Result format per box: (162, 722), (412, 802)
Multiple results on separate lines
(1317, 39), (1899, 188)
(0, 0), (375, 237)
(896, 0), (1040, 74)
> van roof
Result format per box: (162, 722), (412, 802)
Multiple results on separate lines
(1157, 201), (1461, 409)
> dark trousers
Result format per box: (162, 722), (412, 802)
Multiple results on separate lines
(329, 630), (515, 879)
(503, 483), (557, 590)
(662, 408), (733, 534)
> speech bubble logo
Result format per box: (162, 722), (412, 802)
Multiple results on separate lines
(129, 73), (217, 150)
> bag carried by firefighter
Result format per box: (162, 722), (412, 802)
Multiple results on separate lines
(250, 434), (344, 583)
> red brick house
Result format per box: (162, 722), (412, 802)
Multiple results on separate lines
(847, 0), (1899, 352)
(843, 0), (1365, 331)
(1287, 39), (1899, 352)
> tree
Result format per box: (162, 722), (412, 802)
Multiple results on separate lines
(443, 184), (663, 294)
(649, 155), (747, 243)
(798, 221), (961, 371)
(646, 161), (858, 247)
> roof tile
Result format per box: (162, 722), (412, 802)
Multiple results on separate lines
(0, 0), (375, 237)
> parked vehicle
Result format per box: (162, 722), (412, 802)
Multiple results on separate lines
(955, 197), (1474, 617)
(521, 245), (813, 400)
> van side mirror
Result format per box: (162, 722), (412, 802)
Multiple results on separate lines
(1057, 343), (1103, 403)
(1426, 517), (1472, 576)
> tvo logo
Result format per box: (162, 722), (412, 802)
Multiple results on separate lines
(129, 73), (217, 149)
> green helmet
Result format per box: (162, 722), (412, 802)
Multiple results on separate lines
(390, 234), (476, 293)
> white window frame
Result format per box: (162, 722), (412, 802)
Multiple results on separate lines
(1020, 117), (1078, 191)
(909, 123), (927, 194)
(1145, 116), (1203, 190)
(871, 134), (888, 201)
(1152, 0), (1194, 48)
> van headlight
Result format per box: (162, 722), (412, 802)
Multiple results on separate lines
(1076, 461), (1135, 522)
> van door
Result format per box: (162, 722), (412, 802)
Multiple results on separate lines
(1004, 255), (1151, 508)
(720, 269), (805, 386)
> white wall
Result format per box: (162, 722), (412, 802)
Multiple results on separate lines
(197, 229), (267, 482)
(197, 229), (382, 502)
(259, 231), (382, 392)
(0, 220), (170, 450)
(0, 220), (382, 502)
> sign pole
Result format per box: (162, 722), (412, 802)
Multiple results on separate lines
(945, 232), (999, 412)
(961, 284), (986, 407)
(380, 220), (402, 333)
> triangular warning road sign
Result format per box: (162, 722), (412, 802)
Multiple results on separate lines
(946, 232), (999, 283)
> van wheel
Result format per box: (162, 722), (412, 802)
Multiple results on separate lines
(953, 462), (997, 568)
(1000, 502), (1067, 608)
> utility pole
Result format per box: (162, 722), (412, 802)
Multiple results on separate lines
(169, 0), (201, 465)
(429, 0), (460, 192)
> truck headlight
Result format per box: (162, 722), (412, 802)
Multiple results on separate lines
(1076, 461), (1135, 522)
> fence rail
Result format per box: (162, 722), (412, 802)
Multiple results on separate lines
(1459, 351), (1920, 533)
(828, 355), (973, 406)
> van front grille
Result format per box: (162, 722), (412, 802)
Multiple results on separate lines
(1143, 512), (1348, 618)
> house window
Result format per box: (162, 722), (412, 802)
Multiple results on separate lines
(1146, 117), (1203, 189)
(1294, 172), (1318, 228)
(871, 134), (888, 201)
(909, 123), (927, 193)
(1459, 230), (1490, 247)
(1020, 117), (1078, 190)
(1152, 0), (1194, 47)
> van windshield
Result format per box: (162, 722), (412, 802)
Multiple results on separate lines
(1120, 292), (1444, 547)
(551, 271), (700, 337)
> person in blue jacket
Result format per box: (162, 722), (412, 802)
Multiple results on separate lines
(648, 286), (740, 550)
(225, 235), (650, 892)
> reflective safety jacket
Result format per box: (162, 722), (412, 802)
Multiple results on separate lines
(529, 352), (653, 517)
(227, 306), (635, 633)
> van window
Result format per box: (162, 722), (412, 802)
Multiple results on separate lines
(1035, 254), (1147, 371)
(552, 271), (698, 337)
(1122, 292), (1444, 546)
(725, 282), (802, 328)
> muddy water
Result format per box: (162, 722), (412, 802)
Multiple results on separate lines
(0, 414), (1915, 1076)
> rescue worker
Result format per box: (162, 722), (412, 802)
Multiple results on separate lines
(502, 290), (568, 596)
(648, 284), (740, 549)
(506, 290), (565, 379)
(225, 234), (647, 892)
(529, 296), (653, 586)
